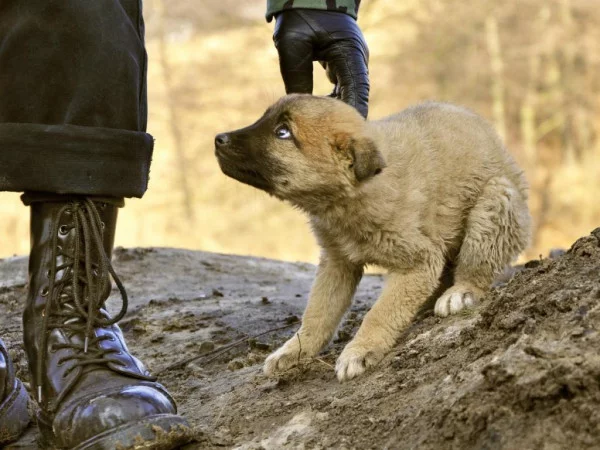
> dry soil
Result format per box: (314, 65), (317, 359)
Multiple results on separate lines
(3, 229), (600, 449)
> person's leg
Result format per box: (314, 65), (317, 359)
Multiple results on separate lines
(0, 0), (152, 197)
(0, 1), (192, 448)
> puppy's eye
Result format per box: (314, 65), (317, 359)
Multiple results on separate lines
(275, 126), (292, 140)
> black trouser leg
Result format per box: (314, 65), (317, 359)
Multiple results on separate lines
(0, 0), (152, 198)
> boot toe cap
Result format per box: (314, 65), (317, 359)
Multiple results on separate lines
(49, 383), (189, 448)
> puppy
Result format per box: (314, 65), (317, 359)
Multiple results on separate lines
(215, 95), (531, 381)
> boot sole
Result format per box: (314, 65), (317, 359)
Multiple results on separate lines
(0, 379), (31, 444)
(64, 414), (193, 450)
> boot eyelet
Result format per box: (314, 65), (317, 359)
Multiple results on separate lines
(64, 208), (72, 216)
(100, 222), (105, 231)
(59, 225), (69, 235)
(46, 269), (51, 278)
(92, 268), (99, 276)
(40, 287), (49, 296)
(99, 202), (107, 210)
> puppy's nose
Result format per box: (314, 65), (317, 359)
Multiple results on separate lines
(215, 133), (231, 148)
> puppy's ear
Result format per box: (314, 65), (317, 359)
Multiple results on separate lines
(350, 137), (386, 182)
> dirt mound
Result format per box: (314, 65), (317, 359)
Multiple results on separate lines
(3, 229), (600, 449)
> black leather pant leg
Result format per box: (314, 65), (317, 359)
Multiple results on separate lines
(0, 0), (153, 198)
(273, 10), (315, 95)
(273, 10), (369, 117)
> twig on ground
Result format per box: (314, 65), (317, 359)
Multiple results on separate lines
(314, 357), (334, 369)
(296, 333), (302, 365)
(158, 322), (300, 374)
(212, 392), (231, 429)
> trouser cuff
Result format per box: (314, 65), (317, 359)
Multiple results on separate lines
(0, 123), (153, 198)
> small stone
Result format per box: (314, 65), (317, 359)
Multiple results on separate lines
(246, 352), (262, 364)
(261, 296), (271, 304)
(212, 289), (224, 297)
(227, 360), (244, 371)
(187, 362), (205, 377)
(316, 412), (329, 421)
(571, 327), (585, 337)
(200, 341), (215, 353)
(285, 315), (299, 324)
(248, 339), (271, 351)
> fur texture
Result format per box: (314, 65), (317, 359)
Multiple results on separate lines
(215, 94), (532, 381)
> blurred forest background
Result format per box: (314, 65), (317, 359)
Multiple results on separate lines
(1, 0), (599, 264)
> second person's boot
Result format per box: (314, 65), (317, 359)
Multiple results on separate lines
(23, 194), (192, 450)
(0, 338), (30, 445)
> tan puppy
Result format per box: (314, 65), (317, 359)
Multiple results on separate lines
(214, 95), (531, 382)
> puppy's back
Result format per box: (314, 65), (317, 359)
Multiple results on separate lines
(369, 102), (527, 199)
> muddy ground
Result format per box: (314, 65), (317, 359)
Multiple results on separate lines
(2, 229), (600, 449)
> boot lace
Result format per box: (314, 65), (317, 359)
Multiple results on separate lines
(36, 199), (129, 404)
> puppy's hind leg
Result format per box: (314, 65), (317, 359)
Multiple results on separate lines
(435, 176), (531, 317)
(336, 250), (445, 381)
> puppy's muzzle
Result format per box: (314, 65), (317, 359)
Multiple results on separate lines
(214, 131), (275, 192)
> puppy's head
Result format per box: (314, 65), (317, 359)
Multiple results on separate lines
(215, 94), (385, 209)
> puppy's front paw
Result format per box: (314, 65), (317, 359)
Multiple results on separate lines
(434, 286), (479, 317)
(335, 343), (384, 382)
(263, 337), (303, 377)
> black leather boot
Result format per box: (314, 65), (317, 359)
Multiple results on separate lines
(0, 338), (30, 445)
(23, 195), (191, 449)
